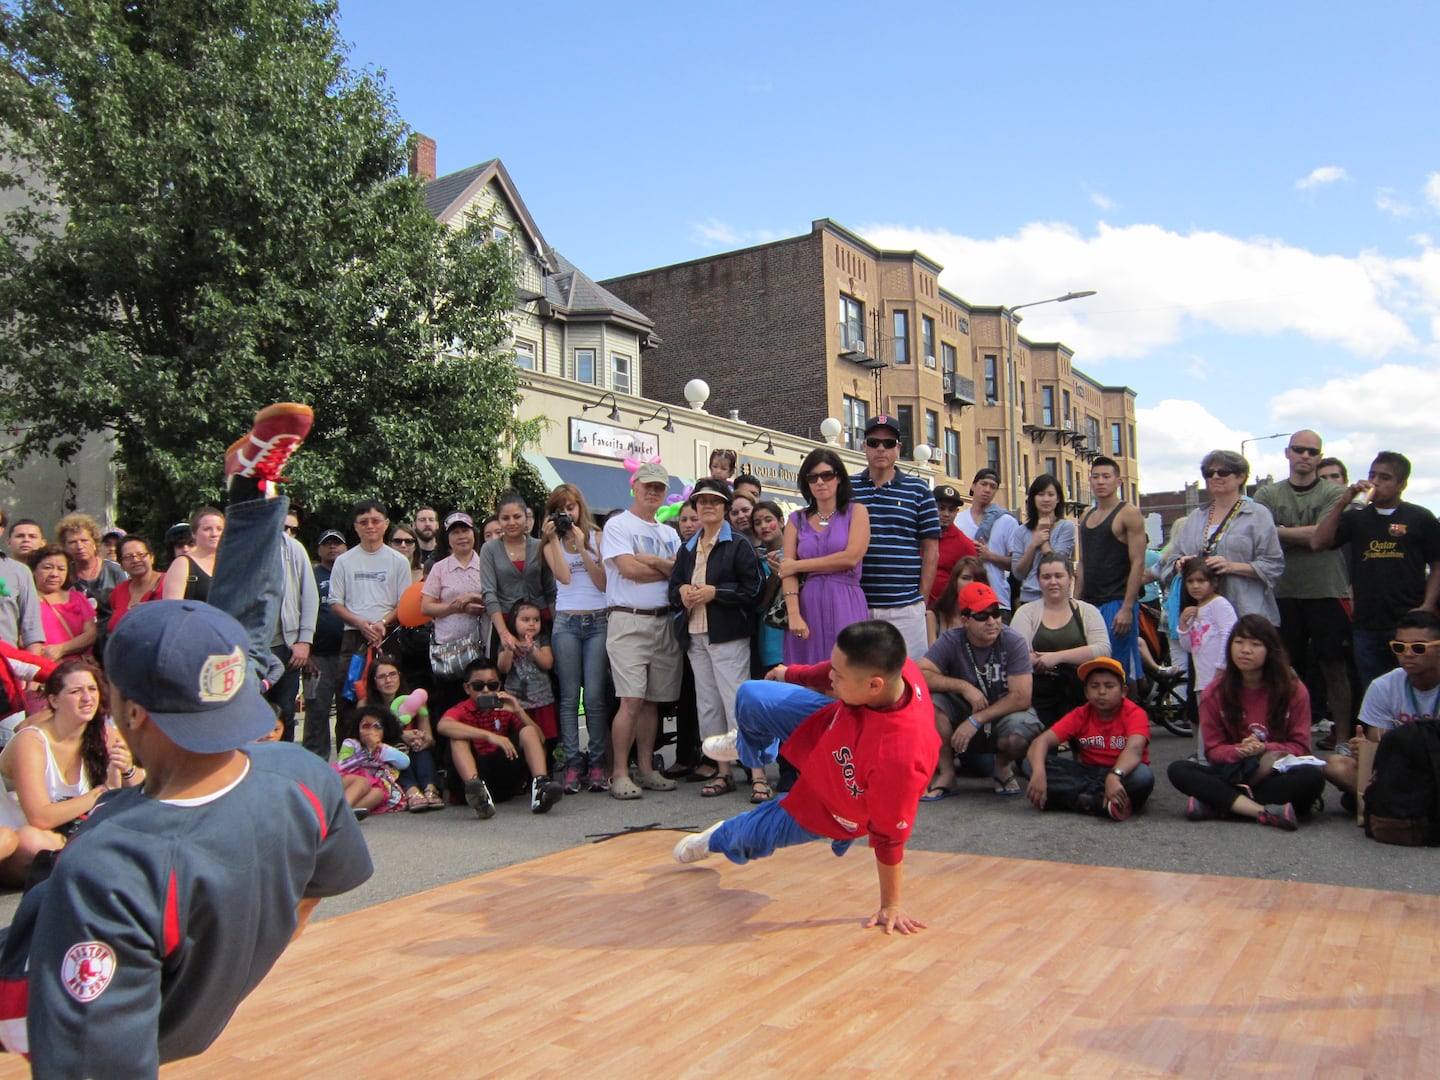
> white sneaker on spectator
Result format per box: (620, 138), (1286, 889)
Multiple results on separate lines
(702, 731), (741, 763)
(673, 821), (723, 864)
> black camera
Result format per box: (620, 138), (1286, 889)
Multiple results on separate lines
(549, 511), (573, 536)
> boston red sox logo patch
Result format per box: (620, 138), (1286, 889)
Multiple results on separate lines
(61, 941), (116, 1003)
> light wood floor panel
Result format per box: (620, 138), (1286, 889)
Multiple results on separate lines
(2, 836), (1436, 1077)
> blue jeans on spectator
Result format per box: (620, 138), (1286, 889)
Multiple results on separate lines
(398, 747), (438, 793)
(553, 610), (610, 769)
(1351, 626), (1397, 701)
(209, 495), (286, 690)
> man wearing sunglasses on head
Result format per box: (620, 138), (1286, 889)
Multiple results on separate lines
(1312, 450), (1440, 699)
(1323, 610), (1440, 802)
(918, 582), (1042, 798)
(1253, 431), (1353, 746)
(850, 415), (941, 660)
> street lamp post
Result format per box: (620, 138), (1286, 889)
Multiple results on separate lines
(1239, 432), (1291, 461)
(1004, 291), (1097, 507)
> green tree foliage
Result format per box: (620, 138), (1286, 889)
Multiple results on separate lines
(0, 0), (531, 541)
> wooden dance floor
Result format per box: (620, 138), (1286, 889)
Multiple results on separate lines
(13, 835), (1439, 1077)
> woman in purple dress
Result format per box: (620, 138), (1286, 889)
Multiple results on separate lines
(779, 448), (870, 665)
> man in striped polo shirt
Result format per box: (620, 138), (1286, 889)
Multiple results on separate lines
(851, 415), (941, 660)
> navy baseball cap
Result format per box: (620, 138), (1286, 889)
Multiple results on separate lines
(105, 601), (277, 753)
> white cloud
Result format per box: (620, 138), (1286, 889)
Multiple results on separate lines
(1426, 173), (1440, 213)
(689, 218), (781, 249)
(1377, 188), (1416, 217)
(1134, 399), (1268, 493)
(1297, 166), (1348, 190)
(1089, 191), (1116, 212)
(860, 220), (1418, 363)
(1183, 354), (1209, 382)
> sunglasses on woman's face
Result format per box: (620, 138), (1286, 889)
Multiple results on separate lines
(1203, 468), (1236, 479)
(806, 469), (838, 483)
(391, 537), (417, 546)
(467, 678), (503, 692)
(1389, 639), (1440, 657)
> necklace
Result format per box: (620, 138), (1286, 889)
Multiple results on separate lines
(816, 511), (833, 526)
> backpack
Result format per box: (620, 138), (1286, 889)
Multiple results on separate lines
(1363, 720), (1440, 846)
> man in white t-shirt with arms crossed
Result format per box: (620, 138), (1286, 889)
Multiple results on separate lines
(602, 462), (683, 799)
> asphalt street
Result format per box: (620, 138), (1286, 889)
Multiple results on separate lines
(3, 725), (1436, 926)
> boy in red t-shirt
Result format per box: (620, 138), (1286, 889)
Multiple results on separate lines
(436, 657), (564, 817)
(1022, 656), (1153, 821)
(673, 620), (940, 935)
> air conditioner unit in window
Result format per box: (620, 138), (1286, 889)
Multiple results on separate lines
(842, 337), (866, 357)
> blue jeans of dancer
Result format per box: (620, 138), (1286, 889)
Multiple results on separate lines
(708, 680), (856, 863)
(397, 747), (438, 792)
(209, 495), (287, 690)
(553, 610), (610, 769)
(730, 679), (832, 772)
(1097, 599), (1142, 681)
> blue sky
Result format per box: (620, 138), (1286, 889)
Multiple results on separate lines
(338, 0), (1440, 503)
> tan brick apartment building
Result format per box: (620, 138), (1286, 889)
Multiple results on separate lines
(601, 219), (1137, 511)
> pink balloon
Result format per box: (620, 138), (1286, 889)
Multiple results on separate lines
(397, 688), (428, 718)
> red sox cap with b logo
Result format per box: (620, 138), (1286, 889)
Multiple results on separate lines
(105, 600), (277, 752)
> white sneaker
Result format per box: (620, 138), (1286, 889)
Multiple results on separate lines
(702, 731), (741, 763)
(673, 821), (723, 864)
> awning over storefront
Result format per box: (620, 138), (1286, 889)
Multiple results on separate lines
(539, 455), (687, 514)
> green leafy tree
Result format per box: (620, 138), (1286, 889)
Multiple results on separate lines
(0, 0), (532, 541)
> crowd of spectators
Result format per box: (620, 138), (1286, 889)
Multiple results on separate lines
(0, 419), (1436, 859)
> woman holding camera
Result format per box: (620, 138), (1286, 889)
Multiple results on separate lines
(542, 484), (610, 793)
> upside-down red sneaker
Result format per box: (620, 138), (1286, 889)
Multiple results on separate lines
(224, 403), (314, 496)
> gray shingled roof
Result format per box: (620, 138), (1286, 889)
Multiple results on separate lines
(547, 251), (653, 328)
(421, 159), (496, 220)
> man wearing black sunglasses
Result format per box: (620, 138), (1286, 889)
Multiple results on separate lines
(850, 414), (940, 660)
(1253, 430), (1352, 744)
(1324, 610), (1440, 801)
(918, 582), (1041, 797)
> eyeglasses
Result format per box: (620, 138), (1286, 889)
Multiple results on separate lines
(1203, 468), (1237, 479)
(806, 469), (838, 484)
(865, 438), (898, 450)
(284, 525), (299, 534)
(374, 670), (400, 680)
(467, 678), (503, 691)
(1389, 640), (1440, 657)
(121, 551), (152, 561)
(1288, 446), (1321, 456)
(391, 537), (417, 546)
(359, 720), (384, 730)
(964, 607), (1004, 622)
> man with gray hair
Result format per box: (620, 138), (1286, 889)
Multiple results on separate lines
(601, 461), (682, 798)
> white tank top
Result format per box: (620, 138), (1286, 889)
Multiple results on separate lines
(0, 726), (92, 829)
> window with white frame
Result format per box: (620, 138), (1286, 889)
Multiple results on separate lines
(513, 340), (536, 371)
(611, 352), (632, 395)
(922, 316), (936, 368)
(574, 348), (596, 385)
(944, 429), (961, 477)
(843, 395), (868, 450)
(893, 310), (910, 364)
(839, 294), (865, 351)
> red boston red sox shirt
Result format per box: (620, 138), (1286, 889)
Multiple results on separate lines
(777, 659), (940, 866)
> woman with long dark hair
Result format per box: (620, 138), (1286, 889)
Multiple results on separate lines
(1167, 614), (1324, 829)
(480, 490), (555, 657)
(1008, 474), (1077, 605)
(779, 447), (869, 664)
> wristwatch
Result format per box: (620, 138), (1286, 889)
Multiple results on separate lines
(1112, 767), (1126, 778)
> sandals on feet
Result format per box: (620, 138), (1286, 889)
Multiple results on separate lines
(423, 785), (446, 810)
(750, 778), (773, 804)
(993, 771), (1022, 796)
(701, 775), (736, 797)
(406, 789), (427, 813)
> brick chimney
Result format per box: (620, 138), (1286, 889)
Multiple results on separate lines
(409, 134), (436, 182)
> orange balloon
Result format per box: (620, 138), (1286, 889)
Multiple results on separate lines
(397, 580), (431, 627)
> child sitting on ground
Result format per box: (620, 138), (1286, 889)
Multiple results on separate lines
(1022, 656), (1153, 820)
(335, 706), (411, 821)
(435, 656), (563, 818)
